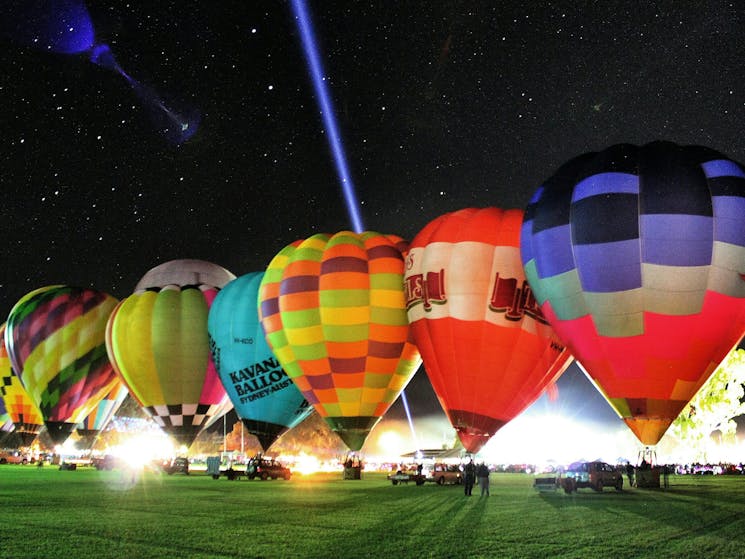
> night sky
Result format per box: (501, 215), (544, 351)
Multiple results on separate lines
(2, 2), (744, 437)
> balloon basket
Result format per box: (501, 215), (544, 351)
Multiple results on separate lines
(635, 467), (660, 488)
(343, 466), (361, 480)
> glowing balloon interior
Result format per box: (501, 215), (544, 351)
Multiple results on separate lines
(208, 272), (313, 451)
(4, 285), (121, 445)
(76, 379), (128, 438)
(406, 208), (571, 454)
(258, 231), (421, 451)
(521, 141), (745, 445)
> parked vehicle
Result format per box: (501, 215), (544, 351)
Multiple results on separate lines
(425, 463), (462, 485)
(562, 461), (623, 493)
(246, 456), (291, 480)
(0, 450), (31, 464)
(163, 457), (190, 475)
(387, 467), (425, 485)
(92, 455), (122, 470)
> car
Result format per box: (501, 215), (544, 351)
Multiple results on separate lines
(92, 455), (122, 470)
(425, 463), (462, 485)
(246, 456), (291, 480)
(0, 450), (31, 464)
(163, 457), (190, 475)
(562, 461), (623, 493)
(387, 467), (425, 485)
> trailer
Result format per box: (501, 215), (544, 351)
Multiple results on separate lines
(206, 456), (245, 480)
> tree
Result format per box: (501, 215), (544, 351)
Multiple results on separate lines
(668, 349), (745, 462)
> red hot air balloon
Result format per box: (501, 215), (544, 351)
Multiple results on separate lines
(405, 208), (571, 454)
(521, 142), (745, 446)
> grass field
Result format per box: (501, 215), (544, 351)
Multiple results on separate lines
(1, 465), (745, 559)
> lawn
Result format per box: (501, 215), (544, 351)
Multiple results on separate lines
(1, 465), (744, 559)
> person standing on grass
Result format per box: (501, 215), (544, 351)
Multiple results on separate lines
(463, 459), (476, 496)
(625, 462), (635, 487)
(477, 462), (490, 496)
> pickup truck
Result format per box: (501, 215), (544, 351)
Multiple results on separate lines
(387, 468), (425, 485)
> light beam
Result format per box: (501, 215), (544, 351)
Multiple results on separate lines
(291, 1), (417, 449)
(290, 0), (364, 233)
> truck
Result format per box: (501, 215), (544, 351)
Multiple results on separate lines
(387, 467), (426, 485)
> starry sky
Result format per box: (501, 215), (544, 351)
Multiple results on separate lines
(1, 1), (744, 435)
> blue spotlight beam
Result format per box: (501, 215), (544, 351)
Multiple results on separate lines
(290, 0), (364, 234)
(399, 389), (420, 452)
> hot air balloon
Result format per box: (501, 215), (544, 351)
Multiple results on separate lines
(5, 286), (121, 445)
(76, 380), (128, 447)
(405, 208), (571, 454)
(208, 272), (313, 451)
(0, 323), (44, 446)
(258, 232), (421, 451)
(106, 259), (235, 448)
(521, 141), (745, 446)
(0, 398), (13, 434)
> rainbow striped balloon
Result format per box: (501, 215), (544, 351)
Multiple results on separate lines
(0, 323), (44, 445)
(258, 231), (421, 451)
(5, 286), (120, 444)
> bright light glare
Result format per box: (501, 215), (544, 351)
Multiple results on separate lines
(377, 430), (406, 458)
(292, 452), (321, 475)
(478, 414), (638, 465)
(109, 432), (175, 468)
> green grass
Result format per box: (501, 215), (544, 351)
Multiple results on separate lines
(2, 466), (745, 559)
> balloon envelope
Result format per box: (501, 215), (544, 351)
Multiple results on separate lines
(208, 272), (313, 451)
(521, 141), (745, 445)
(405, 208), (571, 453)
(106, 260), (235, 448)
(76, 380), (128, 439)
(258, 232), (421, 451)
(5, 286), (120, 445)
(0, 323), (44, 445)
(135, 258), (236, 291)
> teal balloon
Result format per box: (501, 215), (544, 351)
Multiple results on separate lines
(208, 272), (312, 451)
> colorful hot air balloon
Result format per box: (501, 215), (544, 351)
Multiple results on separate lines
(405, 208), (571, 454)
(76, 380), (128, 445)
(0, 398), (13, 434)
(258, 232), (421, 451)
(521, 141), (745, 446)
(208, 272), (313, 451)
(5, 286), (120, 445)
(106, 259), (235, 448)
(0, 323), (44, 445)
(1, 322), (43, 441)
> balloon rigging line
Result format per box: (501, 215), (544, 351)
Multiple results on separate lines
(290, 0), (364, 234)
